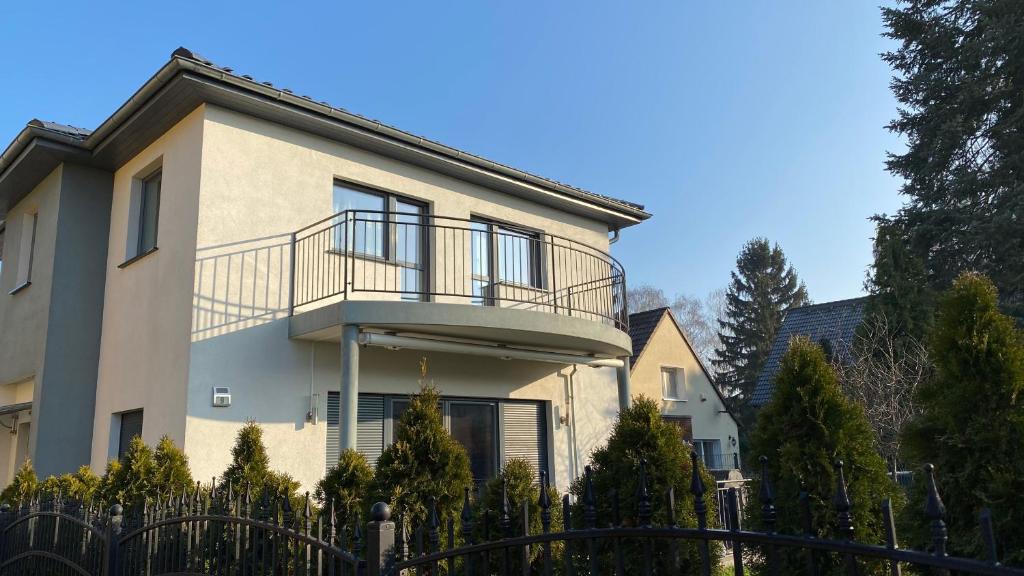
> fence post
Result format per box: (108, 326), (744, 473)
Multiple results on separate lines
(102, 504), (123, 576)
(366, 502), (395, 576)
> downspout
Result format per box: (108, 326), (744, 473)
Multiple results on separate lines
(608, 228), (620, 245)
(565, 365), (581, 484)
(307, 342), (319, 425)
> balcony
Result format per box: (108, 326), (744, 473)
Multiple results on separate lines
(287, 210), (631, 357)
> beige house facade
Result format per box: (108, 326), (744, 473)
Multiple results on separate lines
(0, 49), (651, 492)
(627, 308), (741, 477)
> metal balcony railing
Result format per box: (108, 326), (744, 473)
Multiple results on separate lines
(700, 451), (741, 471)
(289, 210), (629, 331)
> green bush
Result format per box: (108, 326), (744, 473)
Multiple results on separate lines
(39, 466), (102, 502)
(902, 273), (1024, 565)
(475, 458), (563, 573)
(570, 395), (719, 575)
(1, 459), (38, 505)
(315, 448), (373, 522)
(748, 336), (902, 574)
(372, 384), (473, 529)
(220, 421), (301, 509)
(103, 437), (157, 507)
(154, 435), (194, 497)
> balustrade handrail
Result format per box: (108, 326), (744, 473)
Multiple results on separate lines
(290, 209), (630, 330)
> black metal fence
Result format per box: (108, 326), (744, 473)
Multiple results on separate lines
(0, 456), (1020, 575)
(290, 210), (629, 330)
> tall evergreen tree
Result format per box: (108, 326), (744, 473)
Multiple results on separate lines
(713, 238), (809, 417)
(881, 0), (1024, 322)
(863, 219), (934, 342)
(902, 273), (1024, 565)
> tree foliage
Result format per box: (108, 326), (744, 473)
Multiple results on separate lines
(314, 448), (373, 520)
(372, 384), (473, 528)
(902, 273), (1024, 565)
(475, 458), (563, 573)
(713, 238), (809, 421)
(570, 396), (719, 575)
(0, 460), (39, 505)
(863, 220), (935, 342)
(220, 421), (300, 504)
(748, 337), (902, 574)
(154, 435), (194, 497)
(103, 436), (157, 507)
(880, 0), (1024, 321)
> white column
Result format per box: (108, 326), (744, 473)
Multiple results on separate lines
(340, 325), (360, 450)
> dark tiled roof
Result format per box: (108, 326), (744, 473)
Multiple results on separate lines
(751, 297), (869, 407)
(628, 307), (670, 367)
(170, 48), (646, 213)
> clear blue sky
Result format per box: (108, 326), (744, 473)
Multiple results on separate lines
(0, 1), (904, 303)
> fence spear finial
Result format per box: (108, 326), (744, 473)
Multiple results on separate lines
(637, 459), (652, 527)
(583, 465), (597, 529)
(833, 460), (854, 540)
(539, 470), (551, 533)
(924, 463), (947, 557)
(690, 451), (707, 530)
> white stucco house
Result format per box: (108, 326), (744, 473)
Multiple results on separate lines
(0, 48), (654, 492)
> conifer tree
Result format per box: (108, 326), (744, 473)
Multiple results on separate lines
(314, 448), (373, 520)
(104, 437), (157, 507)
(881, 0), (1024, 321)
(570, 395), (718, 575)
(748, 337), (901, 574)
(713, 238), (809, 421)
(902, 273), (1024, 565)
(153, 435), (194, 497)
(863, 219), (934, 342)
(0, 460), (38, 505)
(220, 421), (300, 503)
(372, 384), (472, 528)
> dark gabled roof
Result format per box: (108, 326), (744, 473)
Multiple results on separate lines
(751, 296), (869, 407)
(0, 48), (651, 224)
(628, 307), (669, 368)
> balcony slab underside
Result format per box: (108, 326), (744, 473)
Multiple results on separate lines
(288, 301), (632, 358)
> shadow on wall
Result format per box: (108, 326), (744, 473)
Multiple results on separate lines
(192, 234), (292, 342)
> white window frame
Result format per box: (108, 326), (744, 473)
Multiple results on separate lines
(10, 212), (37, 294)
(122, 160), (163, 267)
(661, 366), (686, 401)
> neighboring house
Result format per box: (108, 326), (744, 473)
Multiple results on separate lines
(751, 297), (869, 408)
(0, 48), (651, 492)
(628, 308), (741, 478)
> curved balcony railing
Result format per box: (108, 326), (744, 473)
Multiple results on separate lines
(289, 210), (629, 331)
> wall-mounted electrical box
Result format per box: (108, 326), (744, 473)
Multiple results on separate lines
(212, 387), (231, 407)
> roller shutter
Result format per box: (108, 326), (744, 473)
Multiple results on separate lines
(326, 393), (385, 470)
(501, 402), (548, 477)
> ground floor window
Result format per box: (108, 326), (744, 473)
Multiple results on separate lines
(117, 409), (144, 459)
(693, 439), (724, 469)
(327, 393), (548, 484)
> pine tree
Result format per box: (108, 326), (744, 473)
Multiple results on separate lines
(0, 460), (38, 505)
(713, 238), (809, 417)
(153, 436), (193, 497)
(881, 0), (1024, 322)
(372, 384), (473, 528)
(748, 337), (902, 574)
(902, 273), (1024, 565)
(570, 395), (719, 575)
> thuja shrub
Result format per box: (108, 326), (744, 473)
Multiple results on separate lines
(0, 460), (38, 505)
(372, 384), (472, 529)
(902, 273), (1024, 565)
(220, 421), (301, 507)
(315, 448), (373, 521)
(748, 336), (901, 575)
(570, 395), (719, 575)
(103, 437), (157, 507)
(474, 458), (563, 573)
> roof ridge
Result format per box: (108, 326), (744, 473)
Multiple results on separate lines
(788, 296), (870, 313)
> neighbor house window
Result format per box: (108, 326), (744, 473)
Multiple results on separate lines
(663, 416), (693, 443)
(470, 217), (543, 304)
(11, 212), (37, 292)
(694, 439), (723, 470)
(123, 167), (161, 265)
(332, 183), (426, 299)
(661, 367), (685, 400)
(117, 409), (144, 459)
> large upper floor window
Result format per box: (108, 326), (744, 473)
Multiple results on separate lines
(122, 165), (162, 266)
(470, 217), (543, 304)
(332, 183), (427, 299)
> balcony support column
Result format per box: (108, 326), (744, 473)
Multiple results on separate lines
(340, 324), (360, 450)
(616, 358), (631, 412)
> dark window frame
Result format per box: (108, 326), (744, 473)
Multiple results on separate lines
(470, 216), (545, 303)
(117, 409), (144, 459)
